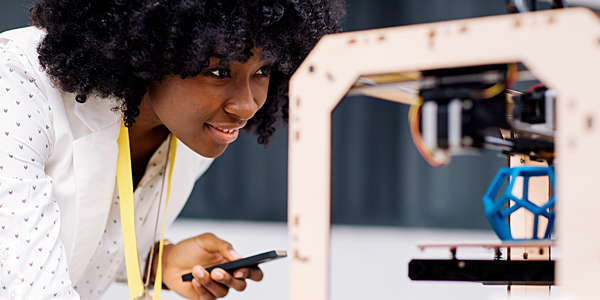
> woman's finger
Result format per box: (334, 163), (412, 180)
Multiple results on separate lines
(191, 278), (215, 300)
(232, 267), (249, 279)
(231, 266), (263, 281)
(211, 268), (247, 292)
(197, 270), (228, 297)
(246, 266), (263, 282)
(197, 233), (241, 261)
(193, 265), (228, 298)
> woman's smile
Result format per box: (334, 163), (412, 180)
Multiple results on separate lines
(204, 122), (246, 144)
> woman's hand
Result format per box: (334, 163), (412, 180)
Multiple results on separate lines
(159, 233), (263, 299)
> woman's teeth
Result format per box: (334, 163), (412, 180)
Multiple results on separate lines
(212, 125), (236, 134)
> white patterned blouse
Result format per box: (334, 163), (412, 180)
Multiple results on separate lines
(0, 27), (213, 299)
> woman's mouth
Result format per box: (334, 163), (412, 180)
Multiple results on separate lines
(205, 123), (243, 144)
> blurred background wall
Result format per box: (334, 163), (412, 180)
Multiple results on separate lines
(0, 0), (509, 230)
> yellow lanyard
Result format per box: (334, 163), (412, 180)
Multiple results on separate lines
(116, 119), (177, 300)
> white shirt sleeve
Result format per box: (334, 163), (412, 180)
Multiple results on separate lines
(0, 42), (79, 299)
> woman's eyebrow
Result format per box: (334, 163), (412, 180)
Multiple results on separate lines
(205, 56), (227, 68)
(204, 61), (229, 69)
(257, 60), (275, 69)
(261, 57), (276, 64)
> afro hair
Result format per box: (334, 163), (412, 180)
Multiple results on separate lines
(29, 0), (345, 144)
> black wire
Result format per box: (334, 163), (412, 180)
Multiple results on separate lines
(552, 0), (567, 8)
(506, 0), (519, 13)
(506, 0), (567, 13)
(506, 0), (530, 13)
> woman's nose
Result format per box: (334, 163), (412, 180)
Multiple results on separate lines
(224, 81), (259, 120)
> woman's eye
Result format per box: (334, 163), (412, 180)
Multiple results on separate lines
(255, 66), (272, 77)
(205, 69), (231, 79)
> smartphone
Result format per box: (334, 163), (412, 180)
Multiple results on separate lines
(181, 250), (287, 282)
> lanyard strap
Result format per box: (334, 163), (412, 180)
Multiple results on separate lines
(117, 119), (177, 299)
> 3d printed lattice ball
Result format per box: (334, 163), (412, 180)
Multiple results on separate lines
(482, 166), (555, 241)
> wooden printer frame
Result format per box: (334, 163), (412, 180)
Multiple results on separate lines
(288, 7), (600, 300)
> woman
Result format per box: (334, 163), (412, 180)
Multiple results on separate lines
(0, 0), (344, 299)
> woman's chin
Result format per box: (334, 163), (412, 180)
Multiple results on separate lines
(173, 134), (229, 158)
(192, 143), (228, 158)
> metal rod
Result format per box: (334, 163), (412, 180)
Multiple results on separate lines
(347, 71), (537, 98)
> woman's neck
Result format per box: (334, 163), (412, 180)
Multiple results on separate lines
(128, 98), (170, 188)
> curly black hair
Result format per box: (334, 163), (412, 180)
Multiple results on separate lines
(29, 0), (345, 144)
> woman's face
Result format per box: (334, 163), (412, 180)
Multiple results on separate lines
(146, 48), (272, 157)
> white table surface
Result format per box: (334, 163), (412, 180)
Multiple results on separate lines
(103, 219), (523, 300)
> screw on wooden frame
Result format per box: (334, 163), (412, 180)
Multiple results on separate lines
(428, 29), (436, 49)
(326, 72), (334, 82)
(513, 18), (522, 28)
(585, 115), (594, 131)
(293, 250), (309, 262)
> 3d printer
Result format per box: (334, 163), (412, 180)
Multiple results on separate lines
(287, 2), (600, 299)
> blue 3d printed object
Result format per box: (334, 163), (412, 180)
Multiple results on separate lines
(482, 166), (555, 241)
